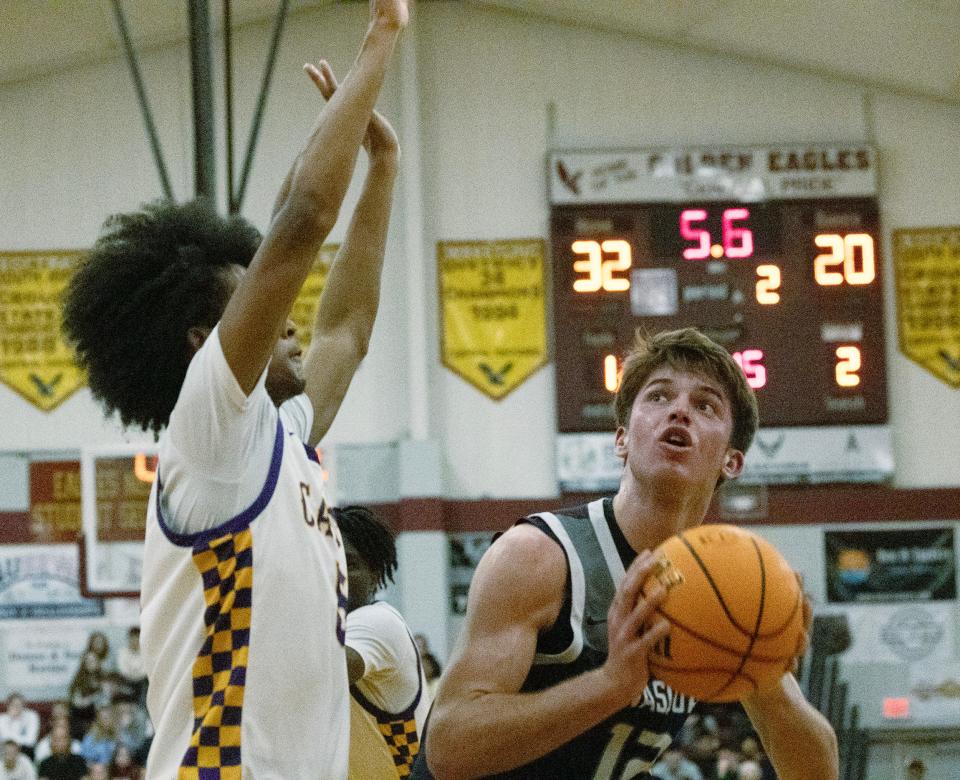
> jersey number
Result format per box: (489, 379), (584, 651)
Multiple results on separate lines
(592, 723), (673, 780)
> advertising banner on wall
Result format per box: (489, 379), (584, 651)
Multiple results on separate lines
(0, 544), (102, 620)
(1, 623), (93, 700)
(438, 239), (547, 400)
(825, 527), (955, 603)
(834, 603), (954, 664)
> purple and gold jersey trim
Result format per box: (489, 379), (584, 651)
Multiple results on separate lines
(179, 527), (253, 778)
(155, 418), (285, 548)
(350, 632), (424, 777)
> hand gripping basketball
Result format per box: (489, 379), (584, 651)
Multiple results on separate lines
(601, 550), (672, 706)
(640, 525), (806, 702)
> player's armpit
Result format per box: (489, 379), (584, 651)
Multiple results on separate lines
(741, 673), (839, 780)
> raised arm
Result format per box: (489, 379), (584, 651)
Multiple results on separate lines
(741, 673), (839, 780)
(218, 0), (407, 396)
(426, 525), (670, 780)
(299, 61), (400, 444)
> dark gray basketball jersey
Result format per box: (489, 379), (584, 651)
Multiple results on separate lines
(412, 498), (697, 779)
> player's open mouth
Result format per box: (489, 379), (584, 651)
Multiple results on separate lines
(659, 427), (692, 448)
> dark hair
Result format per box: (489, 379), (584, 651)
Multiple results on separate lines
(332, 505), (397, 589)
(614, 327), (759, 454)
(62, 199), (261, 434)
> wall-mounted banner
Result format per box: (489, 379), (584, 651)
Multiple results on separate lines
(448, 532), (494, 616)
(0, 250), (86, 410)
(0, 544), (103, 620)
(825, 527), (955, 603)
(289, 244), (338, 351)
(892, 227), (960, 387)
(438, 240), (547, 400)
(29, 461), (81, 543)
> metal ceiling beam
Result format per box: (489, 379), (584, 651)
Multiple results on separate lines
(108, 0), (174, 199)
(188, 0), (217, 201)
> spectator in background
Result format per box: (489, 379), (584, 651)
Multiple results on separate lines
(651, 750), (703, 780)
(413, 634), (442, 700)
(737, 760), (763, 780)
(78, 706), (116, 767)
(0, 740), (35, 780)
(35, 724), (86, 780)
(111, 700), (150, 756)
(107, 744), (138, 779)
(906, 758), (927, 779)
(68, 653), (105, 740)
(85, 634), (112, 673)
(0, 695), (40, 760)
(84, 765), (109, 780)
(115, 630), (145, 707)
(713, 747), (741, 780)
(32, 703), (80, 765)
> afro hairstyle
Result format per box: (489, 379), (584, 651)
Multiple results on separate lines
(62, 198), (261, 434)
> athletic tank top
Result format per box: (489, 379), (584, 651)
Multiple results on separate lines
(412, 498), (696, 780)
(140, 414), (350, 779)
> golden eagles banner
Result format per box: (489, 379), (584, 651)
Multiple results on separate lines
(892, 227), (960, 387)
(438, 239), (546, 400)
(0, 251), (86, 410)
(290, 244), (339, 350)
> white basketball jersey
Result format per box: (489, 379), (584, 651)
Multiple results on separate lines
(141, 407), (349, 778)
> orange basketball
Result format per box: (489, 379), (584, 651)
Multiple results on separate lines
(641, 524), (805, 703)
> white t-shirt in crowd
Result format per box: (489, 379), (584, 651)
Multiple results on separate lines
(347, 602), (431, 779)
(140, 326), (349, 779)
(0, 708), (39, 749)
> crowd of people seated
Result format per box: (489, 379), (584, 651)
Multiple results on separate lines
(0, 628), (151, 780)
(651, 705), (776, 780)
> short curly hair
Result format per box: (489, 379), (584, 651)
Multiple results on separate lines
(614, 327), (759, 455)
(62, 199), (261, 434)
(332, 505), (398, 590)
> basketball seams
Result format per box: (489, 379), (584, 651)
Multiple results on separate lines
(678, 534), (756, 638)
(705, 536), (766, 701)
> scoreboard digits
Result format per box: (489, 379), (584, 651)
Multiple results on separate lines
(549, 145), (893, 485)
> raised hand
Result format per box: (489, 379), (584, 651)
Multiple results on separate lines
(304, 60), (400, 163)
(371, 0), (409, 30)
(602, 550), (672, 706)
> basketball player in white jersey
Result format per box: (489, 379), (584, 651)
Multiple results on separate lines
(62, 2), (409, 775)
(334, 505), (430, 779)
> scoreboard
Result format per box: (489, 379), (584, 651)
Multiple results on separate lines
(549, 145), (894, 487)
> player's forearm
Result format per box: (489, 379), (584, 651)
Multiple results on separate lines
(428, 667), (629, 779)
(278, 22), (401, 241)
(741, 675), (839, 780)
(313, 157), (397, 345)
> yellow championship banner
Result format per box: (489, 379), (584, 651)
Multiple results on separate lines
(0, 250), (86, 410)
(290, 244), (339, 350)
(892, 227), (960, 387)
(438, 239), (547, 400)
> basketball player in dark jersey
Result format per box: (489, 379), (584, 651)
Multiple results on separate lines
(413, 329), (838, 780)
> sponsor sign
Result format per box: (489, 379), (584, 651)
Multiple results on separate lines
(549, 145), (876, 205)
(556, 425), (893, 492)
(825, 527), (955, 603)
(438, 240), (547, 400)
(0, 544), (102, 619)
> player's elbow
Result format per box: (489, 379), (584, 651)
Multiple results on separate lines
(425, 713), (475, 780)
(272, 190), (339, 249)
